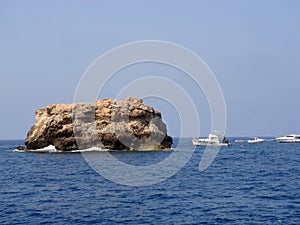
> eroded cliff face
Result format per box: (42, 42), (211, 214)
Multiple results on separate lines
(25, 97), (172, 150)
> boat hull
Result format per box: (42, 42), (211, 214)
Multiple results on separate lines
(192, 139), (229, 146)
(276, 139), (300, 143)
(247, 139), (265, 143)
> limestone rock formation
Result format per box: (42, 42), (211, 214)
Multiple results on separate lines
(25, 97), (173, 151)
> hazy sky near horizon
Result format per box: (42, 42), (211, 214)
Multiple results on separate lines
(0, 0), (299, 139)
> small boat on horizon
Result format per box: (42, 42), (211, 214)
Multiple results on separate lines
(275, 134), (300, 143)
(234, 139), (245, 143)
(192, 134), (230, 146)
(247, 137), (265, 143)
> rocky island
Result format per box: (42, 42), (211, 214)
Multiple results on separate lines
(24, 97), (172, 151)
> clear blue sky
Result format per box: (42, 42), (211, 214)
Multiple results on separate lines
(0, 0), (299, 139)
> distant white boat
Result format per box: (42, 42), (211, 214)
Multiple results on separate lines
(275, 134), (300, 143)
(247, 137), (265, 143)
(234, 139), (245, 143)
(192, 134), (230, 146)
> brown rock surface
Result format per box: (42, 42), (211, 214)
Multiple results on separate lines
(25, 97), (173, 151)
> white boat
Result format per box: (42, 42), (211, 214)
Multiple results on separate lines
(192, 134), (230, 146)
(247, 137), (265, 143)
(275, 134), (300, 143)
(234, 139), (245, 143)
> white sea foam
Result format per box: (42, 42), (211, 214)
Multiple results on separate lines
(25, 145), (109, 153)
(27, 145), (62, 153)
(11, 145), (126, 153)
(10, 149), (25, 152)
(70, 147), (109, 153)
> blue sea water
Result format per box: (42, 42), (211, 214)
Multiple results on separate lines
(1, 138), (299, 225)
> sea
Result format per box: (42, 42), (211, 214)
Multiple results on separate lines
(1, 138), (299, 225)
